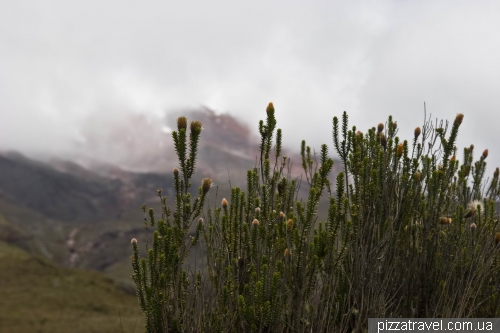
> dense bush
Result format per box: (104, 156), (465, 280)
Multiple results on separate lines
(131, 103), (500, 332)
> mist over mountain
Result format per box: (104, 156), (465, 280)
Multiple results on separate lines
(0, 107), (335, 298)
(46, 107), (312, 186)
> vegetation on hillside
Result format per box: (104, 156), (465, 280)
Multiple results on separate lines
(0, 240), (143, 333)
(131, 104), (500, 332)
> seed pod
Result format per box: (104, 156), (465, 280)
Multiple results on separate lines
(131, 238), (138, 244)
(222, 198), (228, 208)
(255, 207), (261, 214)
(455, 113), (464, 125)
(252, 219), (259, 226)
(286, 219), (294, 230)
(470, 223), (476, 230)
(173, 168), (179, 177)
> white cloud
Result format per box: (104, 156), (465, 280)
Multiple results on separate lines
(0, 0), (499, 173)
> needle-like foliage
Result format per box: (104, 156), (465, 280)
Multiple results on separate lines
(131, 106), (500, 332)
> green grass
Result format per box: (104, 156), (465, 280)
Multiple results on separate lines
(0, 241), (143, 333)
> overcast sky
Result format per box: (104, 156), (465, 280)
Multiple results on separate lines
(1, 1), (500, 175)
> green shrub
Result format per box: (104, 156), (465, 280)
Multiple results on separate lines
(131, 103), (500, 332)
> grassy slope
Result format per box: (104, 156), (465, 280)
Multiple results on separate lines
(0, 241), (143, 333)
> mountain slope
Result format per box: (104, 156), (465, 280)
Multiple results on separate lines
(0, 241), (143, 333)
(0, 106), (337, 269)
(0, 152), (124, 223)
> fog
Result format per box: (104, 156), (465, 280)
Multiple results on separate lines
(1, 1), (499, 174)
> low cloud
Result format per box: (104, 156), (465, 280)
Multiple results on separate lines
(0, 0), (499, 172)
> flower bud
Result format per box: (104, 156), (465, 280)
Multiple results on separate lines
(439, 217), (452, 225)
(279, 211), (285, 219)
(495, 232), (500, 245)
(377, 123), (384, 133)
(131, 238), (137, 244)
(380, 133), (387, 150)
(202, 178), (212, 195)
(255, 207), (261, 214)
(173, 168), (179, 177)
(414, 127), (421, 140)
(414, 172), (421, 183)
(455, 113), (464, 125)
(267, 102), (274, 109)
(190, 120), (202, 133)
(286, 219), (294, 230)
(252, 219), (259, 226)
(177, 116), (188, 130)
(470, 223), (476, 230)
(482, 149), (488, 159)
(397, 143), (403, 158)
